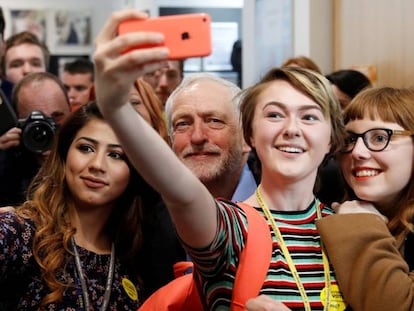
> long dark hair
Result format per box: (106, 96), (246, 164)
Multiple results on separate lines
(17, 102), (154, 305)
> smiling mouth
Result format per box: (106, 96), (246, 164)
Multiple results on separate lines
(184, 150), (220, 158)
(354, 169), (380, 177)
(277, 146), (304, 153)
(185, 154), (218, 161)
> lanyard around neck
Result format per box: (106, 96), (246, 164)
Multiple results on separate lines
(255, 185), (331, 311)
(71, 237), (115, 311)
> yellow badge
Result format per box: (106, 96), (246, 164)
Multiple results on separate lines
(320, 284), (347, 311)
(122, 278), (138, 301)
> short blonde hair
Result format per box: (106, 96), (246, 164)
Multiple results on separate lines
(240, 66), (344, 156)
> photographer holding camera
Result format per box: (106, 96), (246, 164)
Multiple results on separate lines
(0, 72), (70, 206)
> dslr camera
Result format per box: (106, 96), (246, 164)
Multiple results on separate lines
(0, 91), (56, 154)
(17, 111), (56, 154)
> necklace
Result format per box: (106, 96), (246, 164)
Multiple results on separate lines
(255, 185), (332, 311)
(71, 237), (115, 311)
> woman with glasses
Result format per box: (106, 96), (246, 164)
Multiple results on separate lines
(317, 86), (414, 311)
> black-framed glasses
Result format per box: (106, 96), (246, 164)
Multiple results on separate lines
(341, 128), (414, 153)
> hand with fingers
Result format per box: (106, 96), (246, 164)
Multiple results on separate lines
(331, 200), (388, 223)
(93, 9), (169, 114)
(0, 206), (15, 213)
(0, 127), (21, 150)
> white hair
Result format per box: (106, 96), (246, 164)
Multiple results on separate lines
(164, 73), (242, 135)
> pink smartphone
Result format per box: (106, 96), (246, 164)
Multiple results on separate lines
(118, 13), (212, 60)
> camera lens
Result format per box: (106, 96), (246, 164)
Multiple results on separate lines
(22, 121), (55, 154)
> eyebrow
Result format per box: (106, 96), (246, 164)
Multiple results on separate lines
(173, 109), (227, 119)
(76, 136), (123, 149)
(9, 56), (42, 61)
(264, 101), (322, 112)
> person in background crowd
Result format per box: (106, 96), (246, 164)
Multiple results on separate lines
(0, 8), (14, 102)
(130, 78), (168, 143)
(0, 7), (5, 62)
(317, 87), (414, 311)
(230, 39), (242, 87)
(317, 69), (373, 205)
(141, 68), (160, 91)
(0, 102), (152, 310)
(93, 10), (347, 310)
(0, 72), (70, 206)
(89, 77), (168, 145)
(326, 69), (372, 110)
(142, 60), (184, 106)
(62, 57), (94, 112)
(281, 55), (322, 74)
(1, 31), (49, 85)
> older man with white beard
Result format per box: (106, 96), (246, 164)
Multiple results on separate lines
(138, 74), (259, 298)
(165, 74), (259, 201)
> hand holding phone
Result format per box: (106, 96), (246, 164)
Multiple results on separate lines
(118, 13), (212, 60)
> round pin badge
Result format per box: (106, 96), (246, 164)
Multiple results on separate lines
(122, 278), (138, 301)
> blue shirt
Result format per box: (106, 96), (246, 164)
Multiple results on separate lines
(232, 163), (257, 202)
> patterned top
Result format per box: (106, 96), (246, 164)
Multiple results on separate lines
(0, 212), (141, 310)
(186, 199), (341, 311)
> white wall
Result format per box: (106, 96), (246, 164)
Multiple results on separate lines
(129, 0), (243, 19)
(242, 0), (255, 88)
(295, 0), (333, 74)
(155, 0), (243, 8)
(243, 0), (333, 87)
(0, 0), (123, 57)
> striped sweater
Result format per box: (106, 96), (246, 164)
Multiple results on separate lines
(186, 199), (343, 311)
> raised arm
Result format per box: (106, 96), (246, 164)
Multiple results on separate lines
(93, 10), (217, 248)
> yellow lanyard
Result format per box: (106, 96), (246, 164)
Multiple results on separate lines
(255, 185), (331, 311)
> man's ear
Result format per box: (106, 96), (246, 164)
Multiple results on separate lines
(242, 138), (251, 155)
(249, 135), (256, 150)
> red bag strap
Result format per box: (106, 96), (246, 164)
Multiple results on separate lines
(173, 261), (194, 278)
(230, 202), (272, 311)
